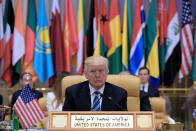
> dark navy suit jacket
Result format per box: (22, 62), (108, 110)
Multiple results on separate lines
(62, 81), (127, 111)
(147, 83), (160, 97)
(140, 91), (151, 111)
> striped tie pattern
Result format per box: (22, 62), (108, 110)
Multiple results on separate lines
(92, 91), (101, 111)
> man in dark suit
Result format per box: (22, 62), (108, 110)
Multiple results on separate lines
(11, 72), (43, 109)
(62, 56), (127, 111)
(119, 71), (151, 111)
(138, 67), (160, 97)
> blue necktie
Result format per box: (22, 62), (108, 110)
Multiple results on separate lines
(92, 91), (101, 111)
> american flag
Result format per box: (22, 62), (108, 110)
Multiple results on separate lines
(179, 0), (193, 78)
(13, 84), (45, 128)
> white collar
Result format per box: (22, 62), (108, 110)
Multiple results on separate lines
(140, 83), (149, 92)
(89, 83), (105, 95)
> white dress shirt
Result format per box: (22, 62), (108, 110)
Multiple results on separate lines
(89, 84), (105, 109)
(140, 83), (149, 93)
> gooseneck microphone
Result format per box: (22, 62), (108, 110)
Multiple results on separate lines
(100, 93), (126, 111)
(100, 93), (104, 98)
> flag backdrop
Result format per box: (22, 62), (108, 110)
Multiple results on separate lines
(1, 0), (14, 87)
(179, 0), (193, 79)
(23, 0), (37, 83)
(77, 0), (87, 74)
(94, 0), (111, 56)
(146, 0), (160, 87)
(12, 0), (25, 86)
(49, 0), (64, 87)
(126, 0), (132, 64)
(12, 0), (24, 66)
(164, 0), (181, 86)
(107, 0), (121, 74)
(0, 0), (3, 60)
(100, 0), (112, 56)
(87, 0), (96, 57)
(1, 0), (196, 87)
(192, 12), (196, 80)
(122, 0), (132, 71)
(93, 15), (101, 56)
(13, 84), (45, 128)
(141, 0), (147, 56)
(129, 0), (144, 75)
(64, 0), (78, 72)
(158, 0), (167, 73)
(33, 0), (54, 83)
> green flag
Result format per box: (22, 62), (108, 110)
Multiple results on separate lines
(122, 0), (132, 71)
(158, 0), (167, 73)
(107, 0), (121, 74)
(192, 14), (196, 80)
(146, 0), (160, 87)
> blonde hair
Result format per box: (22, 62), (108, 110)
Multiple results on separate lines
(84, 56), (109, 72)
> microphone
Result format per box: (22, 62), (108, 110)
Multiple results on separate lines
(100, 93), (104, 98)
(101, 93), (126, 111)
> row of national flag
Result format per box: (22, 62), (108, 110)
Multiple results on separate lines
(0, 0), (79, 87)
(89, 0), (196, 87)
(0, 0), (196, 88)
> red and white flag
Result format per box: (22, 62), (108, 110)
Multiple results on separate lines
(49, 0), (64, 87)
(13, 84), (45, 128)
(0, 0), (14, 87)
(179, 0), (193, 78)
(12, 0), (25, 66)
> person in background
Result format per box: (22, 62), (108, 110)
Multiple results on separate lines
(46, 82), (62, 112)
(10, 72), (43, 109)
(120, 71), (151, 111)
(138, 67), (160, 97)
(62, 56), (127, 111)
(46, 81), (63, 128)
(138, 67), (176, 124)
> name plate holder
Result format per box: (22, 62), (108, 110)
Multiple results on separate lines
(49, 111), (155, 131)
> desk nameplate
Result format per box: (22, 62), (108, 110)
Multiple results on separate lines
(71, 114), (133, 128)
(49, 111), (155, 131)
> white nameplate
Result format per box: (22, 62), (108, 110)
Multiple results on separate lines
(71, 115), (133, 128)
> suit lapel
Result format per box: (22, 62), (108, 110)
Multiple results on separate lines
(148, 83), (154, 97)
(101, 83), (113, 111)
(78, 82), (91, 111)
